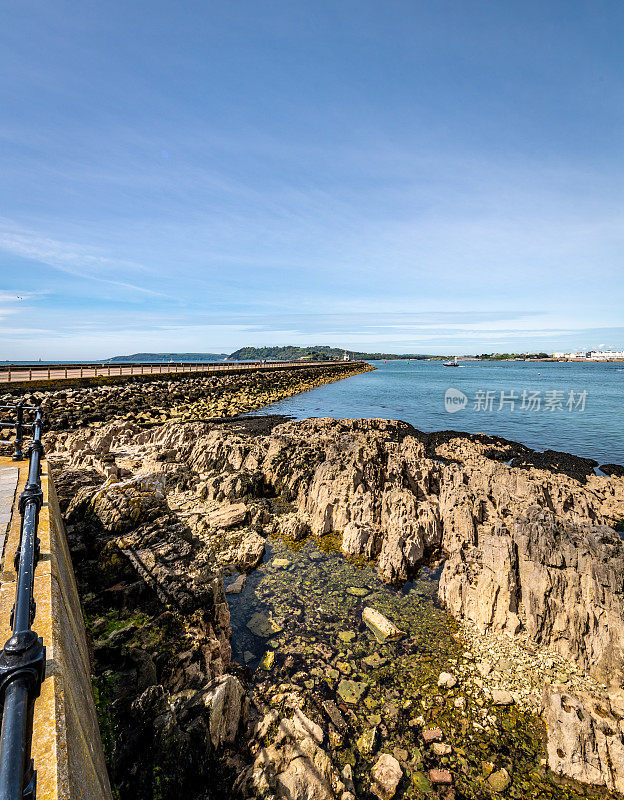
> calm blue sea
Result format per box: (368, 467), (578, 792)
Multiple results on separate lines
(253, 360), (624, 465)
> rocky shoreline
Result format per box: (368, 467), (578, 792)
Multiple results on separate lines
(0, 361), (372, 432)
(31, 401), (624, 799)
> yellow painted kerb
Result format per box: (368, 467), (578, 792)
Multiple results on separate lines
(0, 458), (112, 800)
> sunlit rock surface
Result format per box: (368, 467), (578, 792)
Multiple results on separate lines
(46, 415), (624, 797)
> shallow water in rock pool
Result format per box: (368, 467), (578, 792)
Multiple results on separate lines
(226, 535), (618, 799)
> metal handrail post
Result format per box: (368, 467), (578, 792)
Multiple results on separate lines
(0, 407), (46, 800)
(12, 404), (24, 462)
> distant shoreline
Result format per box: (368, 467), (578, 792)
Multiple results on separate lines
(2, 357), (624, 365)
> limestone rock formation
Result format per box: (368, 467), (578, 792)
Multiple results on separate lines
(67, 472), (168, 534)
(276, 513), (311, 541)
(241, 709), (344, 800)
(206, 501), (248, 530)
(439, 509), (624, 686)
(203, 674), (248, 749)
(543, 684), (624, 794)
(341, 521), (381, 559)
(48, 414), (624, 794)
(54, 447), (245, 799)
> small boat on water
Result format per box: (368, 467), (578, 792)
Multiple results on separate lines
(443, 356), (459, 367)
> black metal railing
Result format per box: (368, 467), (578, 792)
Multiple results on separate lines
(0, 405), (46, 800)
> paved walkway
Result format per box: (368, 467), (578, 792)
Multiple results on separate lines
(0, 359), (335, 384)
(0, 464), (19, 566)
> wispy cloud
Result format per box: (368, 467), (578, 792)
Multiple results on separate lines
(0, 220), (165, 296)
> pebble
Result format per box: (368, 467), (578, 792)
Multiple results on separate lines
(337, 679), (367, 705)
(487, 767), (512, 792)
(412, 771), (433, 791)
(356, 726), (378, 756)
(437, 671), (458, 689)
(422, 727), (443, 743)
(477, 660), (492, 677)
(392, 746), (409, 762)
(429, 769), (453, 785)
(371, 753), (403, 800)
(246, 612), (283, 638)
(259, 651), (275, 670)
(363, 653), (389, 669)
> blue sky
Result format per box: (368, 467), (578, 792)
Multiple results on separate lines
(1, 0), (623, 358)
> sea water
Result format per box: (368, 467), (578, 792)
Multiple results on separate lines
(253, 360), (624, 465)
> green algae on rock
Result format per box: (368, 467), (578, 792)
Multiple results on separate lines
(226, 535), (623, 800)
(259, 650), (275, 670)
(338, 679), (368, 705)
(246, 612), (283, 638)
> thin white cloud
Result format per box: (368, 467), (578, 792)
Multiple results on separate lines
(0, 220), (165, 297)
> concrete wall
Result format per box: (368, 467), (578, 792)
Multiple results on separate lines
(0, 457), (112, 800)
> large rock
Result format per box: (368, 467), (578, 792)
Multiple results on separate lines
(543, 685), (624, 794)
(205, 502), (248, 529)
(236, 532), (266, 571)
(378, 492), (440, 582)
(292, 708), (324, 745)
(67, 473), (167, 534)
(203, 675), (247, 749)
(371, 753), (403, 799)
(275, 755), (334, 800)
(277, 513), (311, 541)
(362, 607), (405, 643)
(439, 509), (624, 686)
(249, 724), (339, 800)
(342, 521), (381, 558)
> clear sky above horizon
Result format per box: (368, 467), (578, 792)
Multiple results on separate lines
(1, 0), (623, 358)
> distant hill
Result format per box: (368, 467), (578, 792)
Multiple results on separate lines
(227, 345), (434, 361)
(105, 346), (437, 363)
(106, 352), (228, 363)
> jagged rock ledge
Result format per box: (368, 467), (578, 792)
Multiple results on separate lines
(46, 416), (624, 797)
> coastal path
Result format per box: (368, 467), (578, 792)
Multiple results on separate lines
(0, 406), (112, 799)
(0, 359), (340, 385)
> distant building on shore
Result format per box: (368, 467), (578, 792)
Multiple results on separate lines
(553, 350), (624, 361)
